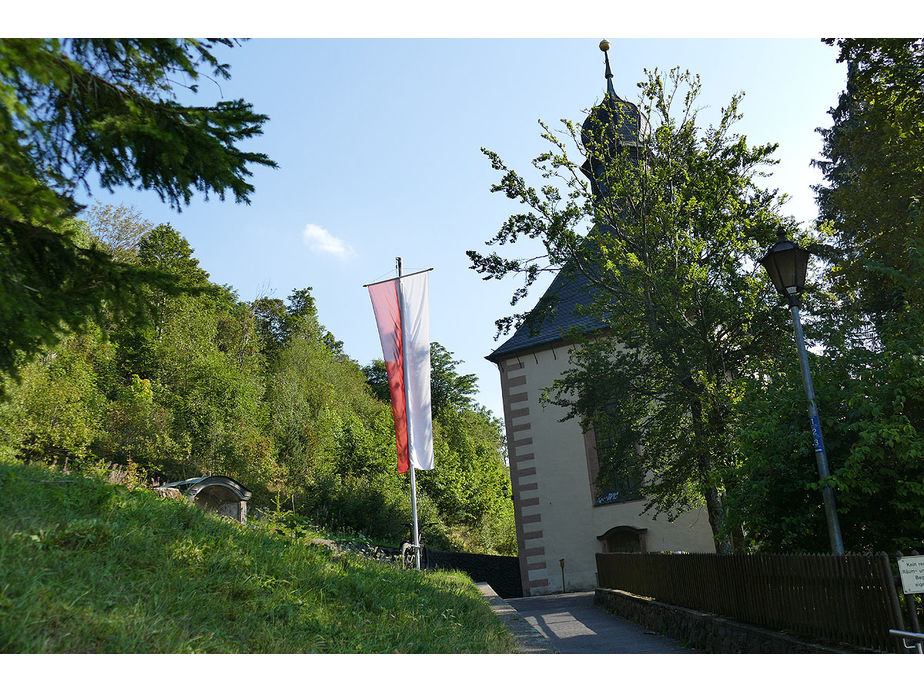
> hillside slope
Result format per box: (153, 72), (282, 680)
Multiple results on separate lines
(0, 461), (517, 653)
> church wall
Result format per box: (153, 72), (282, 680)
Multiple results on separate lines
(497, 345), (716, 596)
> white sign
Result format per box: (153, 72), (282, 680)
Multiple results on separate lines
(897, 556), (924, 595)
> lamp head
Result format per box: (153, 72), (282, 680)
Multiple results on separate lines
(760, 230), (811, 305)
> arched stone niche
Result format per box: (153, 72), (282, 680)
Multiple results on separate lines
(158, 475), (253, 524)
(596, 525), (648, 553)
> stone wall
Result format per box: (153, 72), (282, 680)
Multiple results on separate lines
(594, 587), (868, 654)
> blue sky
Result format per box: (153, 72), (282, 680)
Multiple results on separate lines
(62, 37), (849, 418)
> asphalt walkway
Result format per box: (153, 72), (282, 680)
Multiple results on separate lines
(501, 590), (695, 654)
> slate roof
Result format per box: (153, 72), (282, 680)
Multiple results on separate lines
(486, 263), (608, 363)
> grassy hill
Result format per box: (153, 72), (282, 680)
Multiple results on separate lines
(0, 460), (518, 653)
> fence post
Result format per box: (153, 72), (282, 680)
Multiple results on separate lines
(897, 551), (923, 653)
(878, 552), (907, 653)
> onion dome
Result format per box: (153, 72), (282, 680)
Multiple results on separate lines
(580, 40), (645, 194)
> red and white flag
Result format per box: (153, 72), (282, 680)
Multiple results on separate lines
(367, 271), (434, 473)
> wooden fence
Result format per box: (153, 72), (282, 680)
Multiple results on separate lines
(596, 551), (905, 652)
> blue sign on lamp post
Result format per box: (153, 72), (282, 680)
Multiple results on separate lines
(760, 230), (845, 556)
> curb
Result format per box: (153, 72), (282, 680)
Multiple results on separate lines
(476, 583), (559, 654)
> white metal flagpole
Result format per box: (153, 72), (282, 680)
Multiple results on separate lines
(396, 256), (421, 569)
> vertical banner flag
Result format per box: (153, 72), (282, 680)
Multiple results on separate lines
(368, 271), (434, 473)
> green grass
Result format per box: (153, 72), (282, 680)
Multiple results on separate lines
(0, 460), (519, 653)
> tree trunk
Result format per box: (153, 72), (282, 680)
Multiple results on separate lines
(729, 522), (747, 554)
(704, 484), (732, 555)
(689, 396), (732, 555)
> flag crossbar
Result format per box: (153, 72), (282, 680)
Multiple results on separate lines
(362, 267), (434, 288)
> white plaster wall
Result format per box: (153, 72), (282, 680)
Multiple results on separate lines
(503, 345), (716, 595)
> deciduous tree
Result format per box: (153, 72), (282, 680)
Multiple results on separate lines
(469, 68), (795, 552)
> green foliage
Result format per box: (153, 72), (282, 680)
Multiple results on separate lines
(473, 54), (923, 555)
(729, 313), (924, 554)
(429, 343), (480, 418)
(425, 409), (508, 522)
(83, 202), (153, 263)
(0, 38), (275, 387)
(814, 39), (924, 330)
(0, 331), (110, 466)
(149, 293), (274, 484)
(0, 36), (513, 558)
(94, 375), (180, 471)
(137, 223), (211, 286)
(296, 472), (431, 547)
(264, 292), (380, 486)
(0, 207), (514, 556)
(0, 213), (162, 398)
(111, 223), (275, 485)
(364, 342), (479, 418)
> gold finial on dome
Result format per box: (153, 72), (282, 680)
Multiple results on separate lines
(598, 40), (616, 97)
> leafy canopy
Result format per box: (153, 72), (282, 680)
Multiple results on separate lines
(814, 38), (924, 332)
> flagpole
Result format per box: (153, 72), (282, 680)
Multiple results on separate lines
(396, 256), (421, 570)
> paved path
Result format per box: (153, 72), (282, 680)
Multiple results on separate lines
(505, 591), (694, 654)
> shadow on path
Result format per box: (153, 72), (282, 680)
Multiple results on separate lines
(506, 591), (695, 654)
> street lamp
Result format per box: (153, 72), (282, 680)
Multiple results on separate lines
(760, 230), (845, 556)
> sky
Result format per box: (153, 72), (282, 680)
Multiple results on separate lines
(56, 37), (850, 420)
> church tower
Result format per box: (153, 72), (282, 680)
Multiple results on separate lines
(580, 40), (646, 197)
(487, 43), (715, 597)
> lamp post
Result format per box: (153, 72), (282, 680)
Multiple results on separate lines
(760, 230), (845, 556)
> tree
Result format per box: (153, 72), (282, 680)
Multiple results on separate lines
(0, 39), (275, 388)
(83, 203), (153, 263)
(253, 288), (346, 362)
(151, 292), (276, 484)
(429, 343), (480, 419)
(469, 68), (794, 552)
(727, 39), (924, 553)
(729, 321), (924, 553)
(362, 341), (515, 553)
(262, 288), (379, 488)
(0, 329), (110, 467)
(94, 374), (181, 475)
(129, 226), (274, 484)
(251, 296), (290, 358)
(814, 39), (923, 333)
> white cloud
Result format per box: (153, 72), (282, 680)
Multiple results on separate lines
(301, 223), (355, 259)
